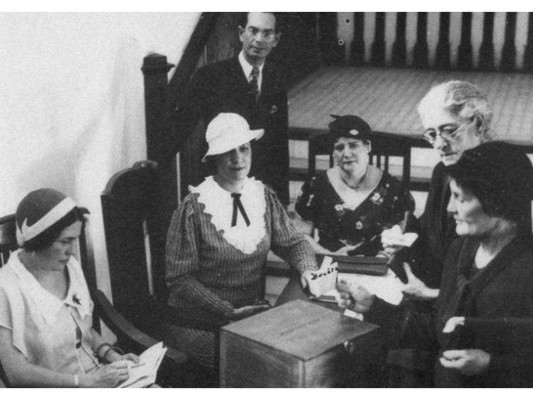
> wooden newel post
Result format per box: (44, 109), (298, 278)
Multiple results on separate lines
(141, 53), (176, 296)
(142, 53), (175, 164)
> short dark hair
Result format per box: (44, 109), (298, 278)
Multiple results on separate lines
(238, 12), (281, 32)
(447, 142), (533, 233)
(23, 207), (87, 252)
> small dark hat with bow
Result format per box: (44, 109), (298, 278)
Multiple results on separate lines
(328, 114), (372, 141)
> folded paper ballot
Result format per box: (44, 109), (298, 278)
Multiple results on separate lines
(382, 224), (418, 283)
(305, 256), (338, 297)
(324, 269), (404, 306)
(119, 342), (167, 388)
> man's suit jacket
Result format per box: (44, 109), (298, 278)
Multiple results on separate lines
(175, 56), (289, 205)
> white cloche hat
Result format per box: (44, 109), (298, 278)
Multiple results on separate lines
(202, 113), (264, 162)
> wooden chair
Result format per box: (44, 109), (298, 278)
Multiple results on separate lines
(0, 213), (16, 387)
(308, 130), (427, 190)
(0, 209), (185, 387)
(101, 160), (226, 387)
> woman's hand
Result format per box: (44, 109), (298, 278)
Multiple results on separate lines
(443, 316), (466, 334)
(400, 263), (439, 301)
(231, 303), (271, 320)
(104, 350), (140, 364)
(303, 234), (329, 254)
(381, 225), (404, 258)
(336, 280), (375, 313)
(80, 360), (130, 388)
(329, 244), (360, 256)
(440, 349), (491, 376)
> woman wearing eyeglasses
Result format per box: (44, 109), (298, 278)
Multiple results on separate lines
(382, 81), (494, 294)
(295, 115), (415, 256)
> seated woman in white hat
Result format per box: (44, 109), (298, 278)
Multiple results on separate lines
(0, 189), (140, 387)
(164, 113), (318, 374)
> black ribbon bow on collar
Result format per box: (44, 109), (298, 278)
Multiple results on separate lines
(231, 193), (250, 227)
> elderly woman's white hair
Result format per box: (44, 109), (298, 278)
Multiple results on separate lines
(417, 81), (494, 142)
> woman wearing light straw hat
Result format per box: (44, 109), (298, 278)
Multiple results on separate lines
(0, 189), (140, 387)
(165, 113), (318, 373)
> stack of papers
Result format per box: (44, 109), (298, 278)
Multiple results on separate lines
(119, 342), (167, 388)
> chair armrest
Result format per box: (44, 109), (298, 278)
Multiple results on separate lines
(93, 290), (188, 367)
(147, 297), (228, 332)
(265, 259), (291, 277)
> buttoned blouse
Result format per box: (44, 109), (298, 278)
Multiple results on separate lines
(0, 249), (99, 374)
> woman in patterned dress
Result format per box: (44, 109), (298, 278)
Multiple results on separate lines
(295, 115), (415, 256)
(164, 113), (317, 373)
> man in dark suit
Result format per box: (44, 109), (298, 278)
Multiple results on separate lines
(175, 12), (290, 205)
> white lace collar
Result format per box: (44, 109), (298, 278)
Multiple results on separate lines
(190, 176), (267, 254)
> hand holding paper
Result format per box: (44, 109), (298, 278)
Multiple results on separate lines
(336, 279), (375, 313)
(302, 256), (338, 297)
(381, 224), (418, 248)
(119, 342), (167, 388)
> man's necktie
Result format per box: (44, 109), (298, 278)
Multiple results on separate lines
(231, 193), (250, 227)
(250, 67), (259, 101)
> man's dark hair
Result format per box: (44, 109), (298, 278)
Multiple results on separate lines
(237, 12), (282, 32)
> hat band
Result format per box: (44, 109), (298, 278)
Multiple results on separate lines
(202, 128), (264, 162)
(16, 197), (77, 246)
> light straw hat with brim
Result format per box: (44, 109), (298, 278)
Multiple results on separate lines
(201, 113), (264, 162)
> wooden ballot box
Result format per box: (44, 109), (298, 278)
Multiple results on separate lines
(220, 300), (384, 387)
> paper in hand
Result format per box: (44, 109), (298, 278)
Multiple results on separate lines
(119, 342), (167, 388)
(382, 225), (418, 247)
(305, 256), (338, 297)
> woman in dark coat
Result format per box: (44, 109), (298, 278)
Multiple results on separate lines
(338, 142), (533, 387)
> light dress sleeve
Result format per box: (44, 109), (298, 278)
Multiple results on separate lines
(0, 267), (30, 359)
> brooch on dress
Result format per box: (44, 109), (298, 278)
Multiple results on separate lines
(334, 204), (346, 217)
(370, 192), (384, 205)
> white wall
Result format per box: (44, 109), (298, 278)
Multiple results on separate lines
(0, 12), (200, 300)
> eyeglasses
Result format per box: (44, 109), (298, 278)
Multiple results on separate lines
(244, 26), (277, 41)
(423, 117), (476, 145)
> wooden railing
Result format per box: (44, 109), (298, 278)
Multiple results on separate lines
(287, 127), (432, 191)
(142, 12), (533, 238)
(141, 13), (221, 241)
(323, 12), (533, 72)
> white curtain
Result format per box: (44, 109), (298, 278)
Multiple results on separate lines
(0, 12), (200, 302)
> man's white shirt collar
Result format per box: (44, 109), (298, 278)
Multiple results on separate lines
(238, 51), (264, 92)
